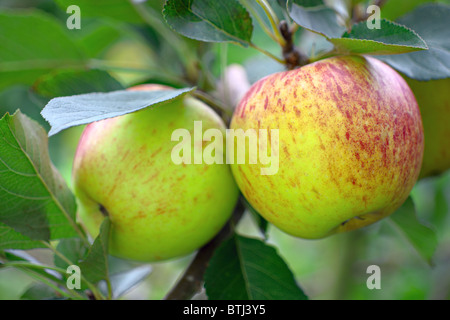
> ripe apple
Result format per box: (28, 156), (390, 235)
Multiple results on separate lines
(72, 84), (239, 261)
(404, 77), (450, 179)
(229, 55), (424, 239)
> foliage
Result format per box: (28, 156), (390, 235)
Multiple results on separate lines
(0, 0), (449, 300)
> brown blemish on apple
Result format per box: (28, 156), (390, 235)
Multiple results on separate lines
(143, 172), (159, 184)
(312, 187), (320, 199)
(264, 96), (269, 110)
(238, 166), (253, 189)
(121, 150), (130, 161)
(108, 184), (117, 196)
(240, 105), (246, 118)
(151, 147), (163, 158)
(136, 211), (146, 219)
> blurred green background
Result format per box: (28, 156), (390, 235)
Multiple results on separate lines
(0, 0), (449, 300)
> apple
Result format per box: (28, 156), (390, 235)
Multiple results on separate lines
(405, 77), (450, 179)
(229, 55), (424, 239)
(72, 84), (239, 261)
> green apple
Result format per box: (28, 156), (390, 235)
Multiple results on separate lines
(229, 55), (424, 239)
(73, 84), (239, 261)
(406, 77), (450, 179)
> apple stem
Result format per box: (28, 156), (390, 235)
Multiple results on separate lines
(279, 21), (309, 70)
(164, 199), (246, 300)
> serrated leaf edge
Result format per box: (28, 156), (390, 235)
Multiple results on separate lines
(162, 0), (253, 46)
(331, 19), (428, 51)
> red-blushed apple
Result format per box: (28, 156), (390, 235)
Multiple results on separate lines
(404, 77), (450, 179)
(228, 55), (424, 239)
(72, 84), (239, 261)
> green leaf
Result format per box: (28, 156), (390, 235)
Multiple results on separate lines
(99, 264), (152, 299)
(242, 196), (269, 239)
(0, 111), (78, 243)
(74, 21), (123, 58)
(239, 0), (286, 28)
(163, 0), (253, 46)
(430, 173), (450, 236)
(389, 197), (438, 265)
(204, 235), (308, 300)
(21, 283), (59, 300)
(54, 238), (87, 270)
(34, 69), (125, 99)
(0, 223), (45, 250)
(288, 0), (346, 38)
(54, 0), (144, 24)
(79, 218), (110, 284)
(0, 85), (49, 130)
(0, 10), (86, 91)
(3, 250), (66, 286)
(328, 19), (428, 55)
(41, 87), (195, 136)
(277, 0), (288, 10)
(380, 0), (448, 21)
(377, 3), (450, 80)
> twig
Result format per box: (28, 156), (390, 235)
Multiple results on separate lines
(279, 21), (309, 70)
(255, 0), (287, 46)
(249, 43), (285, 65)
(164, 199), (246, 300)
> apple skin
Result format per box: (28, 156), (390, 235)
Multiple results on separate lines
(405, 77), (450, 179)
(229, 55), (424, 239)
(73, 84), (239, 261)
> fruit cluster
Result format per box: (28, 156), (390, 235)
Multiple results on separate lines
(73, 56), (448, 262)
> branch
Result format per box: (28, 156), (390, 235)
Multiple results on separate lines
(279, 21), (309, 70)
(164, 199), (246, 300)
